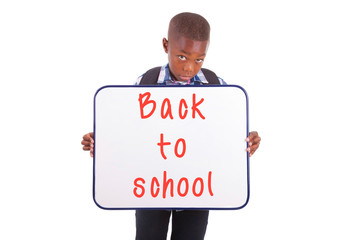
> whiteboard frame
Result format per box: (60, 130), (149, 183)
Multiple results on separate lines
(92, 85), (250, 210)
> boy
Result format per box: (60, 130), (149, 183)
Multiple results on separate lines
(82, 12), (261, 240)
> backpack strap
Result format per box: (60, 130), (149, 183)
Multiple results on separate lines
(139, 66), (161, 85)
(139, 66), (220, 85)
(201, 68), (220, 85)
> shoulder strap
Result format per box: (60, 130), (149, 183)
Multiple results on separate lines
(201, 68), (220, 85)
(139, 66), (161, 85)
(139, 66), (220, 85)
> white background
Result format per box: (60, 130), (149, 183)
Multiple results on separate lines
(1, 0), (353, 239)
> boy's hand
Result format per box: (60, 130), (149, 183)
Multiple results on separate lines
(81, 132), (94, 157)
(246, 131), (261, 157)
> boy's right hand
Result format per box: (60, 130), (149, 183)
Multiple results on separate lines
(81, 132), (94, 157)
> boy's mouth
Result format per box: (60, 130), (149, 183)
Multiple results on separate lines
(179, 76), (192, 81)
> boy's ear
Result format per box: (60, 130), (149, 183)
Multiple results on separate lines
(162, 38), (168, 53)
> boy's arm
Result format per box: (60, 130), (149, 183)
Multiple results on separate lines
(246, 131), (261, 157)
(218, 77), (227, 85)
(81, 132), (94, 157)
(135, 75), (143, 85)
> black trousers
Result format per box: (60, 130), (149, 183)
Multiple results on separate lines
(135, 210), (209, 240)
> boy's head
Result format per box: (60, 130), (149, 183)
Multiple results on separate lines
(163, 12), (210, 82)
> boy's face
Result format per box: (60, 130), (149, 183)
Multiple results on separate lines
(163, 36), (209, 82)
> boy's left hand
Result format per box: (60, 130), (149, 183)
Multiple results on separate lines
(246, 131), (261, 157)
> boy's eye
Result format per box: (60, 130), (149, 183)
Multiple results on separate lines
(196, 59), (204, 63)
(178, 55), (186, 61)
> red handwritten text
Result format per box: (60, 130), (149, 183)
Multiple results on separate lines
(133, 171), (214, 199)
(138, 92), (205, 120)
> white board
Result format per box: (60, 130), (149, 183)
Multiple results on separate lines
(93, 85), (249, 210)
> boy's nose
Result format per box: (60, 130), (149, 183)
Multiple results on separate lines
(183, 62), (194, 75)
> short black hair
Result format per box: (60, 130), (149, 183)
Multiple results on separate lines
(169, 12), (210, 41)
